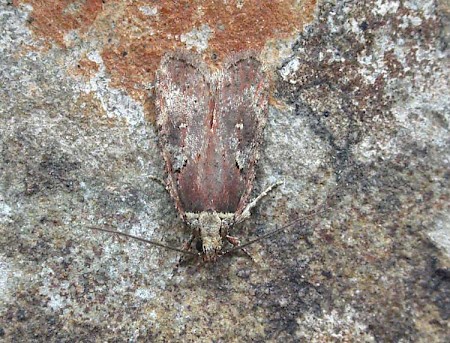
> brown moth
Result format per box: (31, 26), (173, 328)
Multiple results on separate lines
(87, 51), (337, 262)
(155, 50), (280, 261)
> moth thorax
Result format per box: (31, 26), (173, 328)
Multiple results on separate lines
(198, 212), (223, 259)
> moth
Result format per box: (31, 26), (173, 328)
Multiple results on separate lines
(155, 50), (280, 261)
(90, 50), (283, 262)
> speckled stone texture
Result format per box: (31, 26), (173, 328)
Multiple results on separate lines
(0, 0), (448, 342)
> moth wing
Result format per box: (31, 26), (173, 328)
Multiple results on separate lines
(156, 51), (212, 216)
(214, 52), (269, 214)
(156, 51), (268, 215)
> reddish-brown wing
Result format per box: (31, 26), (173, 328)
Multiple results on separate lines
(156, 51), (212, 216)
(156, 51), (268, 214)
(215, 53), (268, 215)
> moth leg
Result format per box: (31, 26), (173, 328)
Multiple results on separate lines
(235, 181), (283, 224)
(149, 175), (176, 199)
(226, 235), (256, 262)
(182, 234), (195, 251)
(177, 234), (197, 266)
(149, 175), (167, 188)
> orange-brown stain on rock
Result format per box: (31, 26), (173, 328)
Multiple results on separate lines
(71, 55), (99, 80)
(17, 0), (317, 100)
(15, 0), (104, 44)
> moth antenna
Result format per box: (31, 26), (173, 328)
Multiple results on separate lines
(224, 210), (324, 255)
(88, 226), (198, 256)
(224, 190), (339, 255)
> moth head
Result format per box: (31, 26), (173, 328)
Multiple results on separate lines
(186, 211), (233, 261)
(199, 212), (222, 261)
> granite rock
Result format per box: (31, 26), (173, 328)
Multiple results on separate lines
(0, 0), (448, 341)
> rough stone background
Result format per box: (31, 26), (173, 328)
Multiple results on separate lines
(0, 0), (449, 341)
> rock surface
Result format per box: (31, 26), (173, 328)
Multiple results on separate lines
(0, 0), (448, 341)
